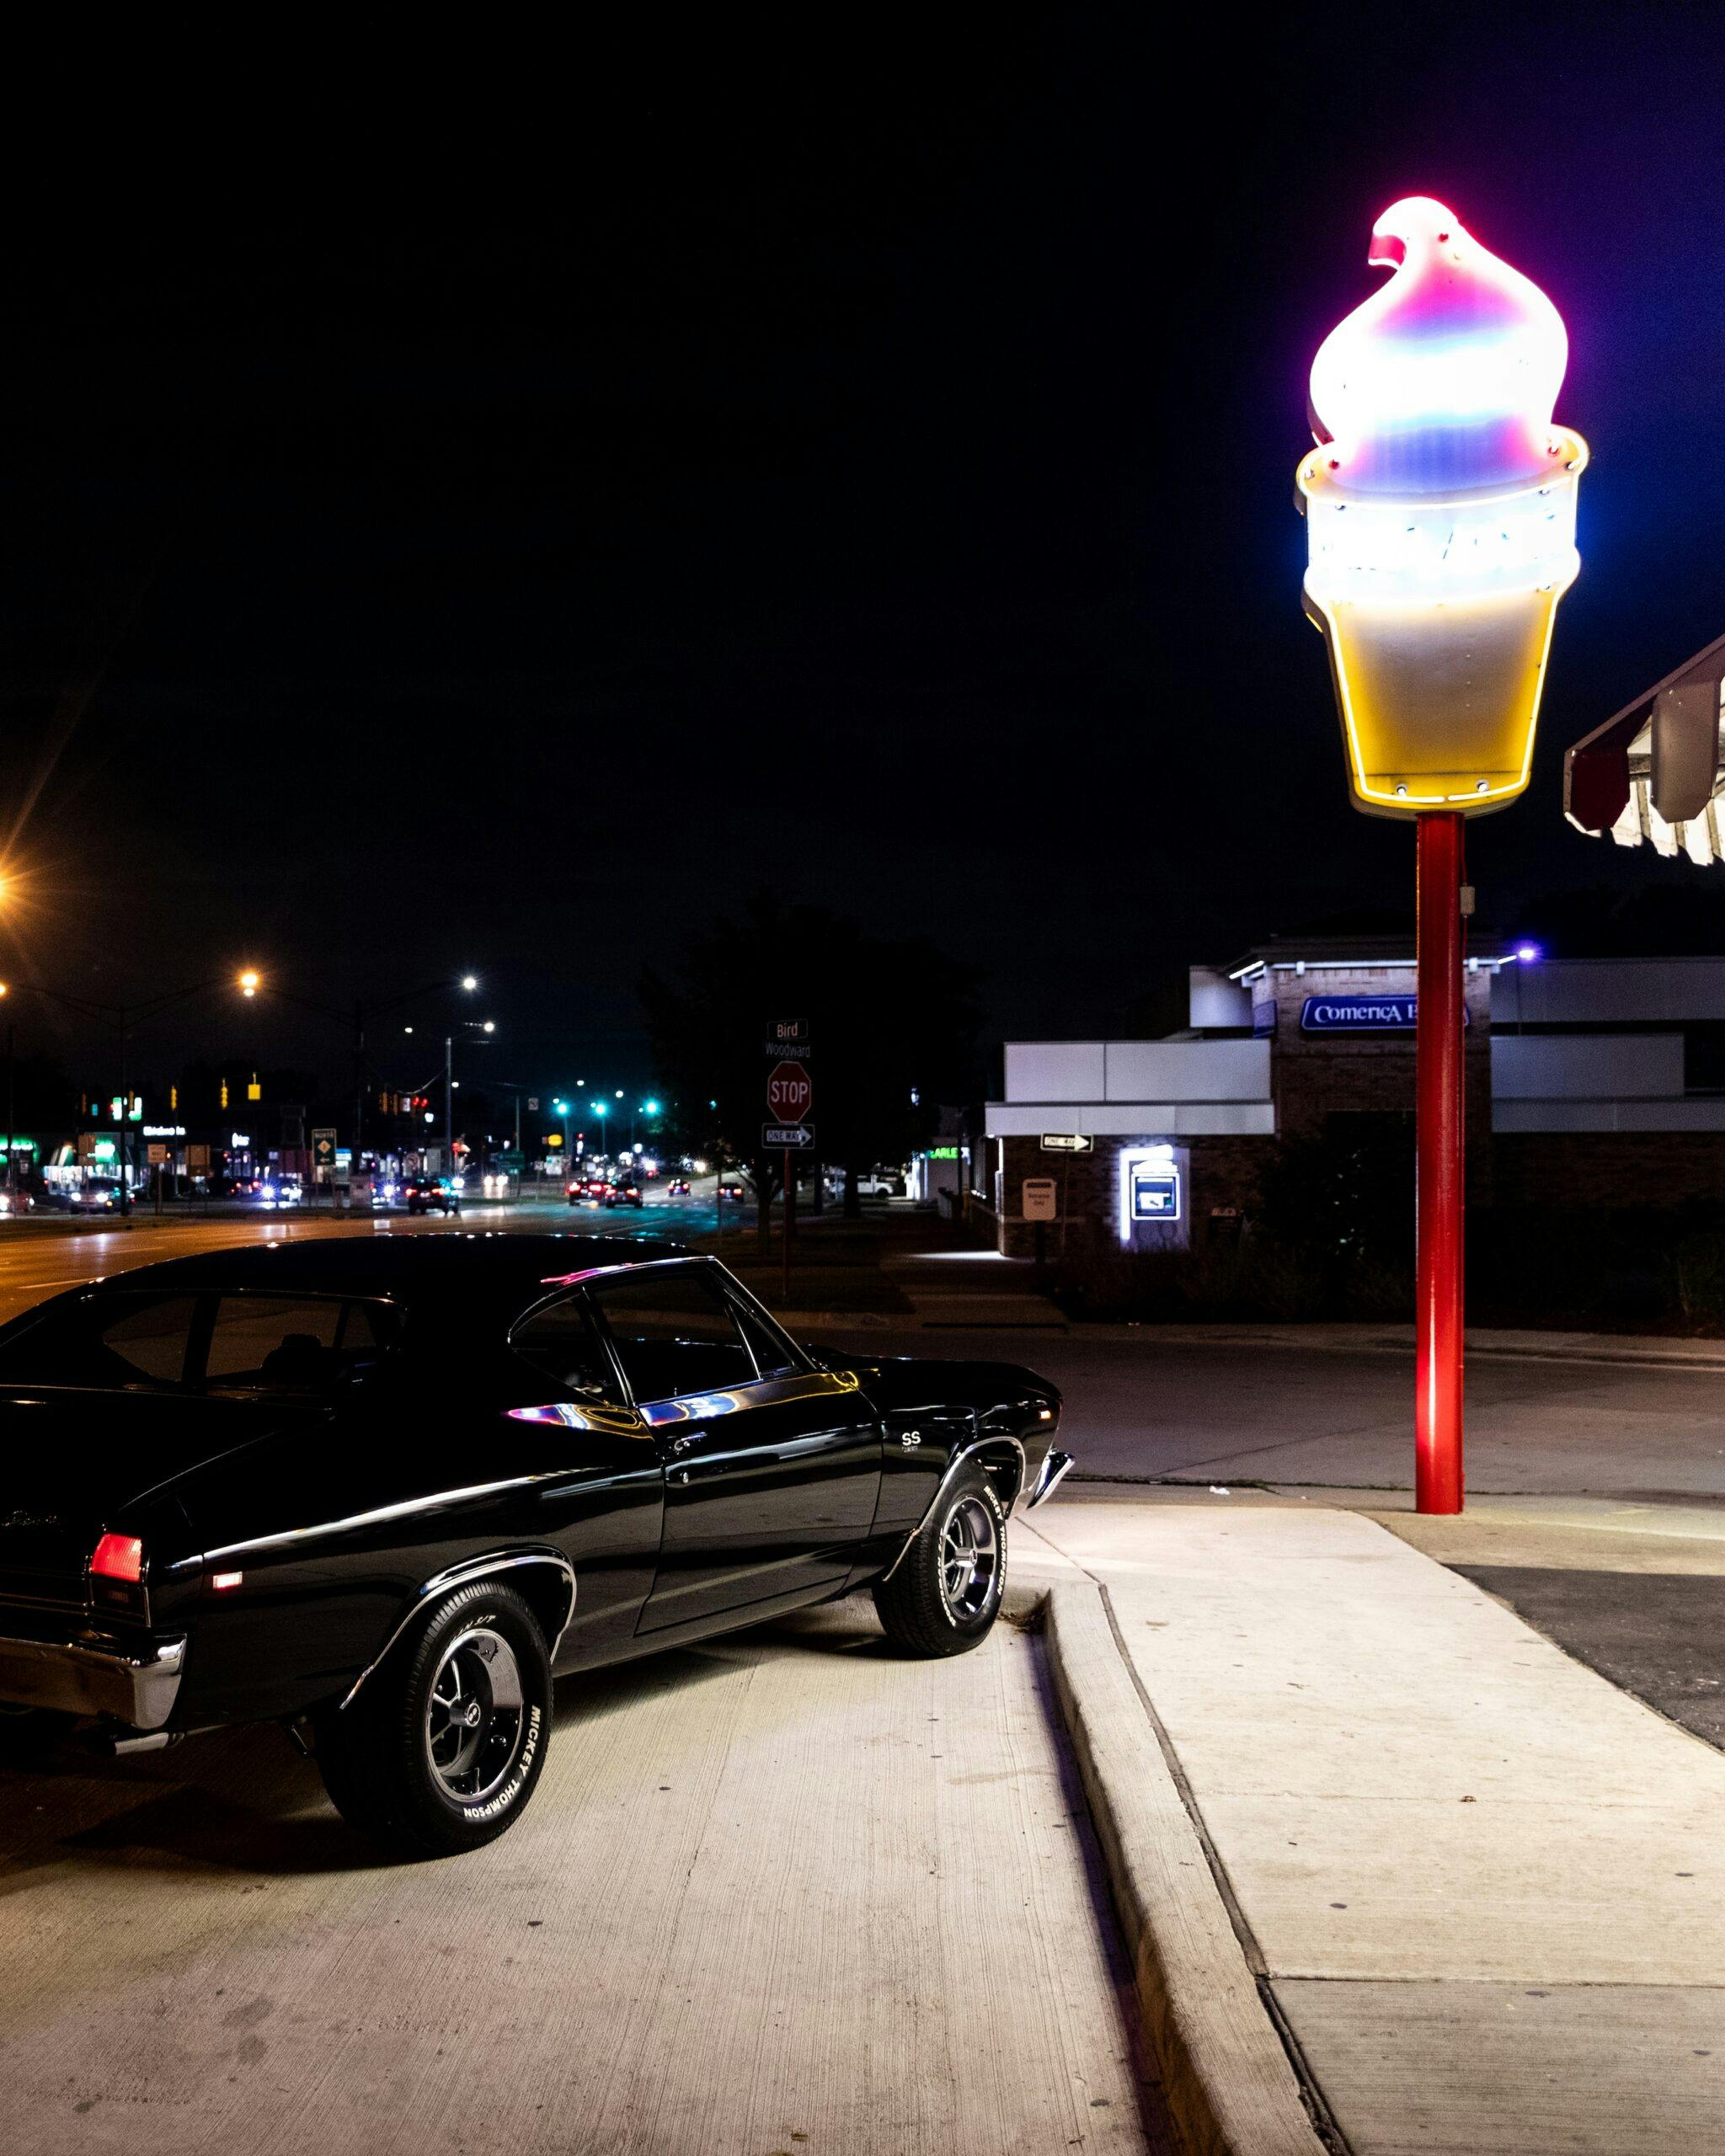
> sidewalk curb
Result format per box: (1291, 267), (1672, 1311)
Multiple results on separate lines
(1044, 1581), (1327, 2156)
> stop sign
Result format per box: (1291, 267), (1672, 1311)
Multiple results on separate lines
(766, 1062), (812, 1123)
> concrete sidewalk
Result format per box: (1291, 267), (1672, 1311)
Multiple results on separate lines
(0, 1599), (1158, 2155)
(1027, 1496), (1725, 2153)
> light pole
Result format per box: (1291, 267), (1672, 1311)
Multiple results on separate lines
(1297, 196), (1587, 1513)
(443, 1020), (495, 1181)
(552, 1097), (572, 1187)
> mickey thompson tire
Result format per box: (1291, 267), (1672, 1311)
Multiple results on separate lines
(872, 1463), (1007, 1657)
(316, 1580), (553, 1858)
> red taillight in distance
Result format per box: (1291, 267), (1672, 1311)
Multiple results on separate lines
(91, 1533), (144, 1582)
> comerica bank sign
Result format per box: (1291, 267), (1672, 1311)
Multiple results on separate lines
(1299, 994), (1468, 1033)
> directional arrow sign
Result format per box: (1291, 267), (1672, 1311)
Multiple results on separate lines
(1039, 1133), (1094, 1154)
(765, 1123), (816, 1150)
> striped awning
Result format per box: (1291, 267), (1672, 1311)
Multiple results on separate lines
(1565, 630), (1725, 867)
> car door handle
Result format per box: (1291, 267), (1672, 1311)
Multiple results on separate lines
(670, 1434), (695, 1454)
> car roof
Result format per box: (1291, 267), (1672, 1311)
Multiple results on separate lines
(77, 1232), (691, 1305)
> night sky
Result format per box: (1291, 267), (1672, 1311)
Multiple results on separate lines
(4, 11), (1723, 1103)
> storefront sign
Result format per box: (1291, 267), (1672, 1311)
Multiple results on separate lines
(1301, 995), (1469, 1033)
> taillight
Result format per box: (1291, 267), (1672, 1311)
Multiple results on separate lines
(92, 1533), (144, 1582)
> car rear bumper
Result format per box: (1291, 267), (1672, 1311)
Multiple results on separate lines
(0, 1630), (186, 1730)
(1023, 1448), (1074, 1510)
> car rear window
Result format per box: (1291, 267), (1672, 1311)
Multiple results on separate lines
(203, 1295), (401, 1393)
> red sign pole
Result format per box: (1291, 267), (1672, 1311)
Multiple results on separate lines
(1414, 811), (1465, 1514)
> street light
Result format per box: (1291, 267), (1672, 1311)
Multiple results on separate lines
(1297, 196), (1587, 1514)
(238, 970), (260, 998)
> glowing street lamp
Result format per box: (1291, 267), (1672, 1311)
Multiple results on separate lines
(1296, 197), (1587, 1514)
(238, 970), (260, 998)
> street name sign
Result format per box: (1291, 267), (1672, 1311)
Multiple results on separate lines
(1039, 1133), (1093, 1154)
(765, 1123), (816, 1150)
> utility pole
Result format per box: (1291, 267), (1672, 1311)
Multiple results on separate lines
(444, 1034), (453, 1178)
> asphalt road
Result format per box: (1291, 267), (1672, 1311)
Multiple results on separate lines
(0, 1193), (709, 1323)
(811, 1321), (1725, 1504)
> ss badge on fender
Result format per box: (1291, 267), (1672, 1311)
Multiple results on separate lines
(900, 1429), (921, 1449)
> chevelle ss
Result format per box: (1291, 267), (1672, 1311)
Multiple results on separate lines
(0, 1236), (1071, 1855)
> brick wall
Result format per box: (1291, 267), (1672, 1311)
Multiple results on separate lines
(994, 1134), (1276, 1258)
(1261, 962), (1494, 1203)
(1495, 1130), (1725, 1209)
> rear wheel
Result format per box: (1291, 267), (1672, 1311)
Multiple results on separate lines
(316, 1581), (552, 1857)
(873, 1464), (1006, 1657)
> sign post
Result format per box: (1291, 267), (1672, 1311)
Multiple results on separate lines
(1297, 197), (1587, 1514)
(766, 1021), (811, 1303)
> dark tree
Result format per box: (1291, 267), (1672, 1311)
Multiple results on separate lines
(641, 892), (983, 1235)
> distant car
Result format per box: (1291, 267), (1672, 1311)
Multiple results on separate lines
(69, 1179), (124, 1213)
(403, 1175), (460, 1217)
(665, 1177), (691, 1198)
(567, 1176), (610, 1206)
(251, 1176), (302, 1208)
(718, 1177), (746, 1203)
(856, 1168), (905, 1200)
(603, 1177), (644, 1210)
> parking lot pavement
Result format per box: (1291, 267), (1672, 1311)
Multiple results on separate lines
(0, 1598), (1162, 2156)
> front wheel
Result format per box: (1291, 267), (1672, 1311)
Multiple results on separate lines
(316, 1580), (553, 1857)
(873, 1463), (1006, 1657)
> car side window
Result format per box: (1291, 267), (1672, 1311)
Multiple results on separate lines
(0, 1293), (200, 1389)
(202, 1295), (400, 1394)
(590, 1269), (756, 1402)
(510, 1294), (623, 1404)
(728, 1295), (799, 1380)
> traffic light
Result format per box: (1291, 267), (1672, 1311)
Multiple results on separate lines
(169, 1086), (179, 1113)
(220, 1078), (229, 1110)
(109, 1096), (123, 1122)
(379, 1090), (392, 1113)
(247, 1074), (261, 1103)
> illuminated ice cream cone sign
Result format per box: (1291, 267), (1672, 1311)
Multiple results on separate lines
(1297, 197), (1587, 815)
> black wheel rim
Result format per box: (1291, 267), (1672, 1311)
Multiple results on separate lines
(424, 1624), (527, 1806)
(939, 1496), (999, 1622)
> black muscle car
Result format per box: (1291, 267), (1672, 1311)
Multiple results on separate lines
(0, 1236), (1070, 1856)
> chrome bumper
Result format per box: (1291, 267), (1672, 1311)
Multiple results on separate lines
(0, 1631), (186, 1731)
(1024, 1448), (1074, 1510)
